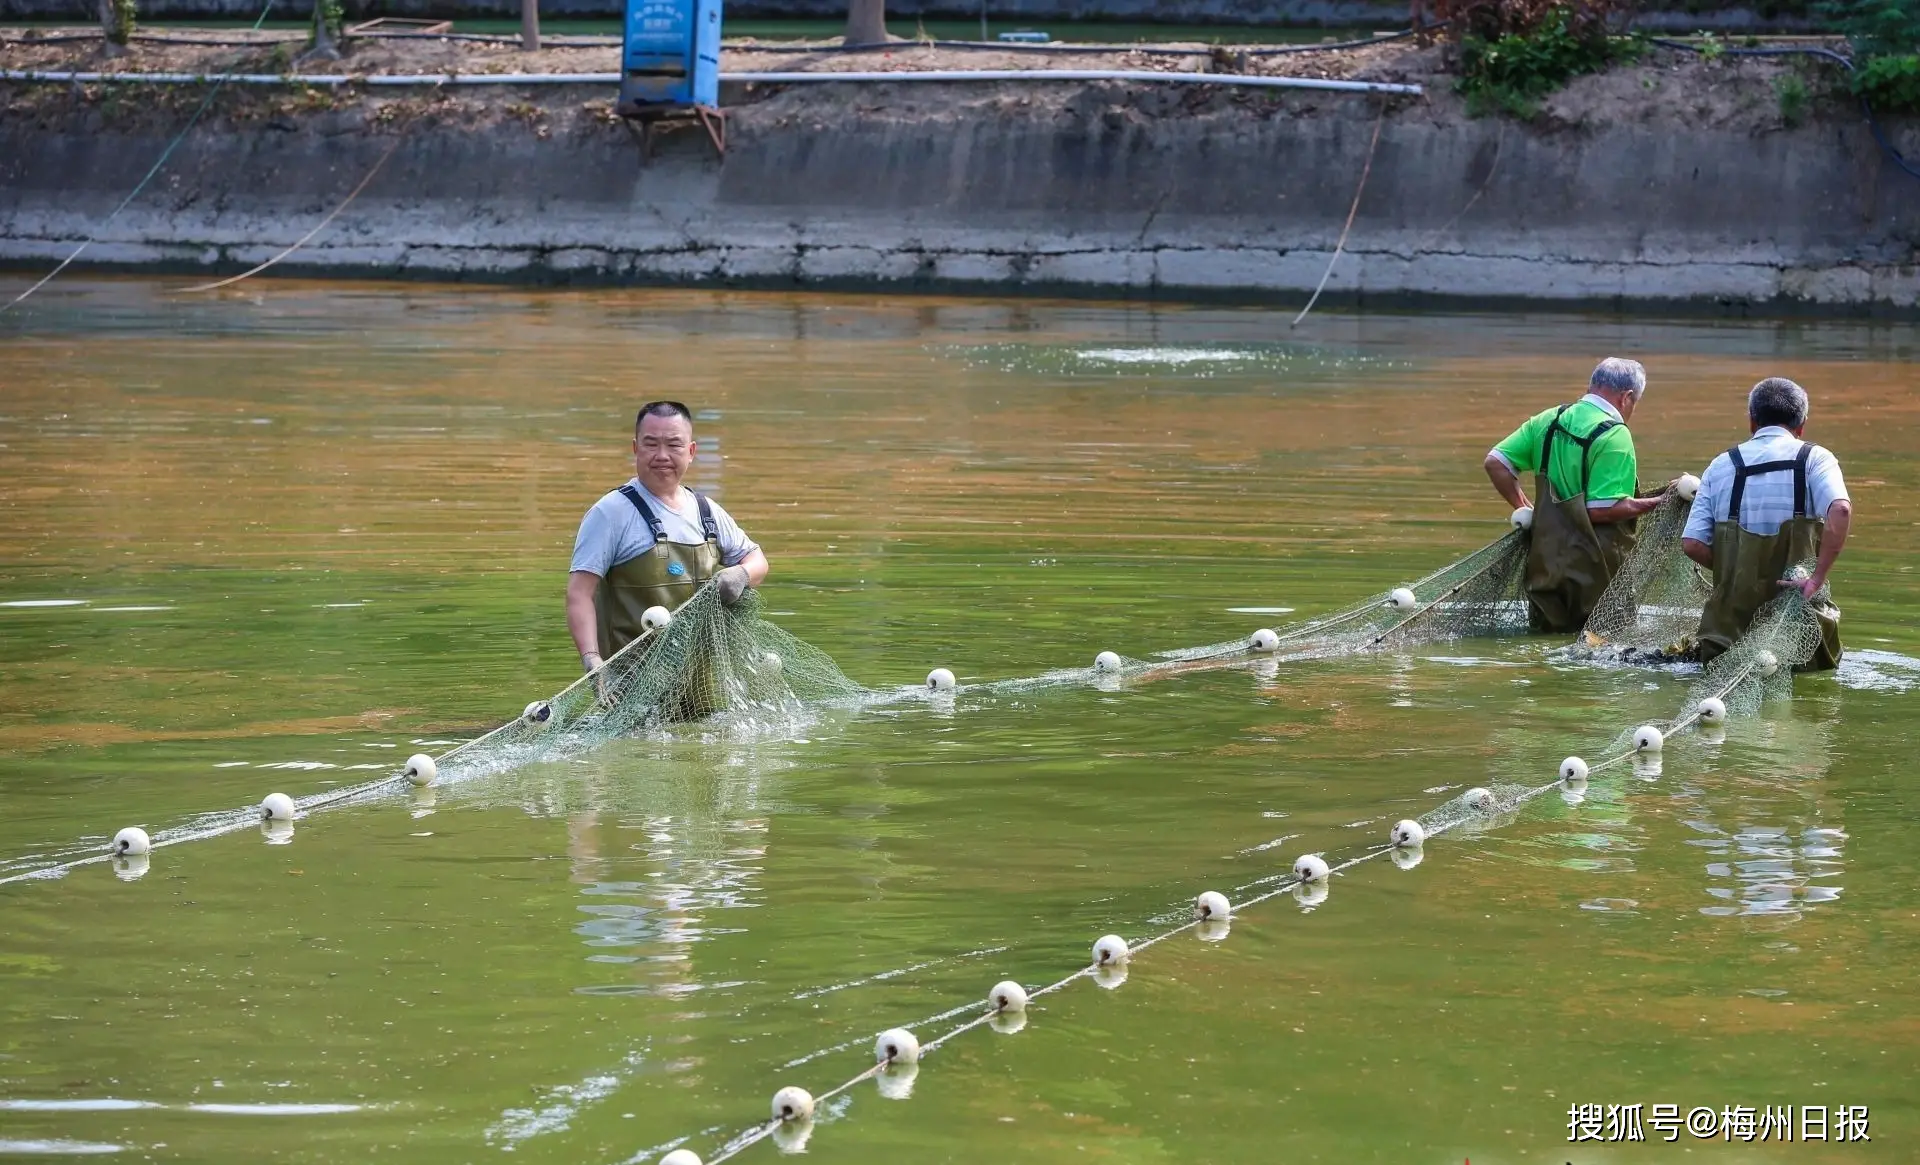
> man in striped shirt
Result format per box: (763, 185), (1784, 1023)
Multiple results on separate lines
(1681, 377), (1850, 669)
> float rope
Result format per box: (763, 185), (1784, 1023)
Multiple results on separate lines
(175, 123), (414, 293)
(0, 0), (279, 314)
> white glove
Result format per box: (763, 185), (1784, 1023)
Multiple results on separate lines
(715, 565), (751, 607)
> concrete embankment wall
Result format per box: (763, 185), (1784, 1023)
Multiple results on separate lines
(3, 83), (1919, 313)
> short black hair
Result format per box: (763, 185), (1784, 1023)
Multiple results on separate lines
(635, 401), (693, 434)
(1748, 377), (1809, 430)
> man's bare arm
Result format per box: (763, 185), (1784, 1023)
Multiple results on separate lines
(1484, 453), (1529, 511)
(567, 570), (603, 670)
(1784, 499), (1852, 600)
(1587, 494), (1664, 526)
(739, 547), (769, 587)
(1681, 537), (1714, 569)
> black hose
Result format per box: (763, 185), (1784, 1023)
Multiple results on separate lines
(1648, 37), (1920, 181)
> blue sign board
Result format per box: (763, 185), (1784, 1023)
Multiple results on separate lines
(622, 0), (722, 109)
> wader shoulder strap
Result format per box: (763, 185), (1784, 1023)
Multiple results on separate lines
(618, 484), (669, 545)
(1793, 444), (1812, 518)
(1725, 443), (1810, 525)
(1541, 405), (1619, 495)
(694, 494), (719, 544)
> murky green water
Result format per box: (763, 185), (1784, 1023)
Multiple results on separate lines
(2, 279), (1917, 1164)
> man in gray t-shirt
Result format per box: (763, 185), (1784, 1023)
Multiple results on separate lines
(565, 403), (769, 674)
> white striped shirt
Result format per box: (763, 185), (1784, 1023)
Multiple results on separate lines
(1683, 427), (1849, 545)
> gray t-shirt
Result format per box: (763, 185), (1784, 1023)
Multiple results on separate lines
(569, 480), (759, 577)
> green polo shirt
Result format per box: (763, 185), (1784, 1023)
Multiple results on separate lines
(1492, 399), (1637, 503)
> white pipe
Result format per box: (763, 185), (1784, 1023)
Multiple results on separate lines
(3, 67), (1419, 95)
(727, 69), (1422, 95)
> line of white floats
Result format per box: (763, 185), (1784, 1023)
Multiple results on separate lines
(107, 751), (441, 877)
(658, 817), (1438, 1165)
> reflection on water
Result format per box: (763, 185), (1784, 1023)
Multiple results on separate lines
(2, 280), (1918, 1164)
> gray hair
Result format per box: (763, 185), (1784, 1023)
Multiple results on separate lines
(1748, 377), (1809, 429)
(1589, 357), (1648, 400)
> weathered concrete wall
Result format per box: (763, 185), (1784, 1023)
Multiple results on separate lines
(3, 83), (1919, 313)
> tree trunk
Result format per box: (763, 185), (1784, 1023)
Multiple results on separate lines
(97, 0), (131, 56)
(307, 0), (340, 61)
(843, 0), (886, 46)
(521, 0), (540, 52)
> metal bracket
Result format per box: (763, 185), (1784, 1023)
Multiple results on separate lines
(616, 102), (727, 164)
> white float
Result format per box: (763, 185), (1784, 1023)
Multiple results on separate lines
(926, 667), (956, 691)
(1293, 853), (1330, 882)
(522, 700), (551, 724)
(660, 1150), (703, 1165)
(1756, 650), (1780, 678)
(404, 753), (437, 787)
(759, 651), (783, 675)
(641, 605), (673, 632)
(261, 792), (296, 821)
(1093, 934), (1129, 966)
(1249, 628), (1280, 652)
(1559, 756), (1590, 783)
(1194, 890), (1231, 920)
(1510, 506), (1534, 531)
(990, 980), (1029, 1013)
(1697, 697), (1727, 724)
(874, 1028), (920, 1065)
(1674, 473), (1701, 502)
(1094, 651), (1123, 673)
(1463, 787), (1496, 811)
(771, 1085), (814, 1123)
(1632, 725), (1664, 753)
(114, 826), (151, 856)
(1390, 819), (1425, 848)
(1387, 587), (1418, 611)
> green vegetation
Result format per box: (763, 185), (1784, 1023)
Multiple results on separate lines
(1823, 0), (1920, 110)
(1777, 70), (1811, 122)
(1454, 7), (1643, 117)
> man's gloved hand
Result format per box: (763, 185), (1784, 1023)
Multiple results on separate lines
(715, 564), (752, 607)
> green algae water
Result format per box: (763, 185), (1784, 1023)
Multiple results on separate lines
(2, 279), (1918, 1163)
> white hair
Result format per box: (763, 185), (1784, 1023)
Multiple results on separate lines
(1590, 357), (1647, 400)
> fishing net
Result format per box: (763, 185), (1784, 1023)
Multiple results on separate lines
(421, 584), (867, 785)
(1579, 493), (1712, 657)
(1151, 528), (1532, 667)
(1577, 492), (1832, 686)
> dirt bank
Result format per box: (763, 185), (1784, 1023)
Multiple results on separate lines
(3, 31), (1918, 312)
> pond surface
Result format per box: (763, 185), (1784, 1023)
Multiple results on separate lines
(1, 279), (1916, 1164)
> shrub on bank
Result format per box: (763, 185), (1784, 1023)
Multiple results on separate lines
(1444, 0), (1642, 116)
(1823, 0), (1920, 111)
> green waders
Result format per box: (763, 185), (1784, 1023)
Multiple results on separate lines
(1696, 444), (1843, 672)
(1524, 405), (1639, 634)
(593, 485), (724, 718)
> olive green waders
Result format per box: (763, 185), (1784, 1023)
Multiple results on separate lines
(1525, 405), (1639, 633)
(1696, 444), (1843, 671)
(593, 485), (725, 718)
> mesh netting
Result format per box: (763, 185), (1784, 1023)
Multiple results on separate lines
(1150, 528), (1532, 668)
(1577, 492), (1832, 699)
(1579, 493), (1713, 657)
(1604, 589), (1824, 753)
(418, 585), (868, 786)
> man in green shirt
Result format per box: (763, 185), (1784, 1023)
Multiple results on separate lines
(1483, 357), (1666, 632)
